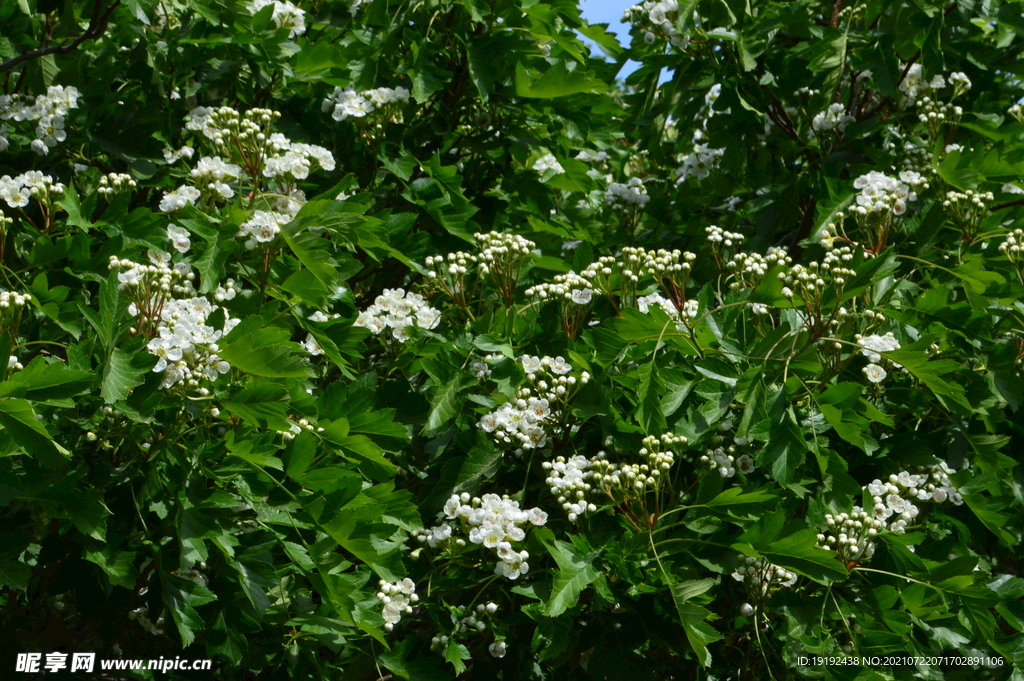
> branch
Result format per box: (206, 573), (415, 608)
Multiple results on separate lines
(0, 0), (121, 74)
(993, 198), (1024, 212)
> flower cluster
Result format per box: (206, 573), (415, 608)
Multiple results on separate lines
(622, 0), (690, 49)
(731, 556), (798, 597)
(725, 248), (792, 289)
(430, 601), (505, 661)
(190, 156), (242, 200)
(778, 246), (857, 304)
(856, 332), (901, 384)
(0, 85), (79, 155)
(812, 103), (856, 136)
(375, 578), (418, 631)
(417, 493), (547, 580)
(163, 145), (195, 165)
(263, 133), (335, 185)
(159, 186), (201, 212)
(916, 95), (963, 137)
(1000, 228), (1024, 274)
(818, 508), (884, 564)
(353, 288), (441, 342)
(0, 290), (33, 337)
(478, 355), (589, 451)
(701, 446), (755, 478)
(237, 210), (291, 249)
(943, 189), (993, 243)
(543, 455), (598, 522)
(604, 177), (650, 208)
(322, 86), (410, 122)
(145, 295), (240, 389)
(98, 173), (137, 196)
(867, 463), (963, 526)
(589, 433), (686, 499)
(533, 154), (565, 174)
(852, 170), (926, 217)
(477, 231), (535, 304)
(0, 171), (65, 209)
(675, 143), (725, 183)
(110, 256), (240, 388)
(636, 292), (698, 329)
(525, 270), (595, 306)
(248, 0), (305, 38)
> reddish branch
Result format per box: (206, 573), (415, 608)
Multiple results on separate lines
(0, 0), (122, 74)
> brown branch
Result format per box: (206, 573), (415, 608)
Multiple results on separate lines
(0, 0), (121, 74)
(993, 198), (1024, 212)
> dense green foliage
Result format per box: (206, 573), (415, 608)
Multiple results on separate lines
(2, 0), (1024, 678)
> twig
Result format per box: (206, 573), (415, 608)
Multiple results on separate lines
(0, 0), (122, 73)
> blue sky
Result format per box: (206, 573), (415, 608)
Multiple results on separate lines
(577, 0), (643, 79)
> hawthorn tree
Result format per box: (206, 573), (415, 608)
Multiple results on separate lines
(1, 0), (1023, 679)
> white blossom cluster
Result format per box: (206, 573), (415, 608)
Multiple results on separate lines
(588, 433), (687, 498)
(353, 288), (441, 342)
(636, 292), (698, 329)
(169, 106), (334, 218)
(263, 132), (336, 183)
(145, 295), (240, 388)
(675, 143), (724, 183)
(701, 447), (755, 478)
(322, 85), (410, 121)
(159, 185), (201, 212)
(731, 556), (798, 596)
(533, 153), (565, 174)
(604, 177), (650, 208)
(916, 95), (963, 133)
(375, 578), (418, 631)
(999, 228), (1024, 270)
(575, 150), (609, 162)
(0, 290), (33, 337)
(476, 231), (535, 276)
(478, 355), (589, 451)
(778, 245), (857, 300)
(1003, 184), (1024, 195)
(867, 463), (963, 526)
(190, 155), (241, 200)
(855, 333), (901, 385)
(430, 602), (505, 658)
(237, 210), (291, 249)
(622, 0), (690, 49)
(247, 0), (305, 38)
(0, 171), (65, 209)
(98, 173), (137, 196)
(110, 256), (240, 389)
(899, 65), (971, 105)
(943, 189), (993, 242)
(811, 103), (856, 135)
(525, 270), (595, 305)
(818, 508), (884, 564)
(726, 248), (792, 290)
(543, 454), (598, 522)
(0, 85), (79, 155)
(163, 145), (195, 165)
(416, 493), (548, 580)
(852, 170), (927, 217)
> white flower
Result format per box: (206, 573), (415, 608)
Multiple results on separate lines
(489, 641), (507, 658)
(533, 153), (564, 174)
(166, 224), (191, 254)
(863, 363), (887, 383)
(570, 288), (593, 305)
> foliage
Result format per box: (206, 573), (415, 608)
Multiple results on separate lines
(1, 0), (1024, 679)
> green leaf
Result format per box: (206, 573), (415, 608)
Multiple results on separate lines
(84, 548), (138, 589)
(757, 529), (848, 583)
(515, 60), (607, 98)
(543, 539), (600, 616)
(0, 399), (69, 466)
(101, 349), (154, 404)
(218, 319), (313, 379)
